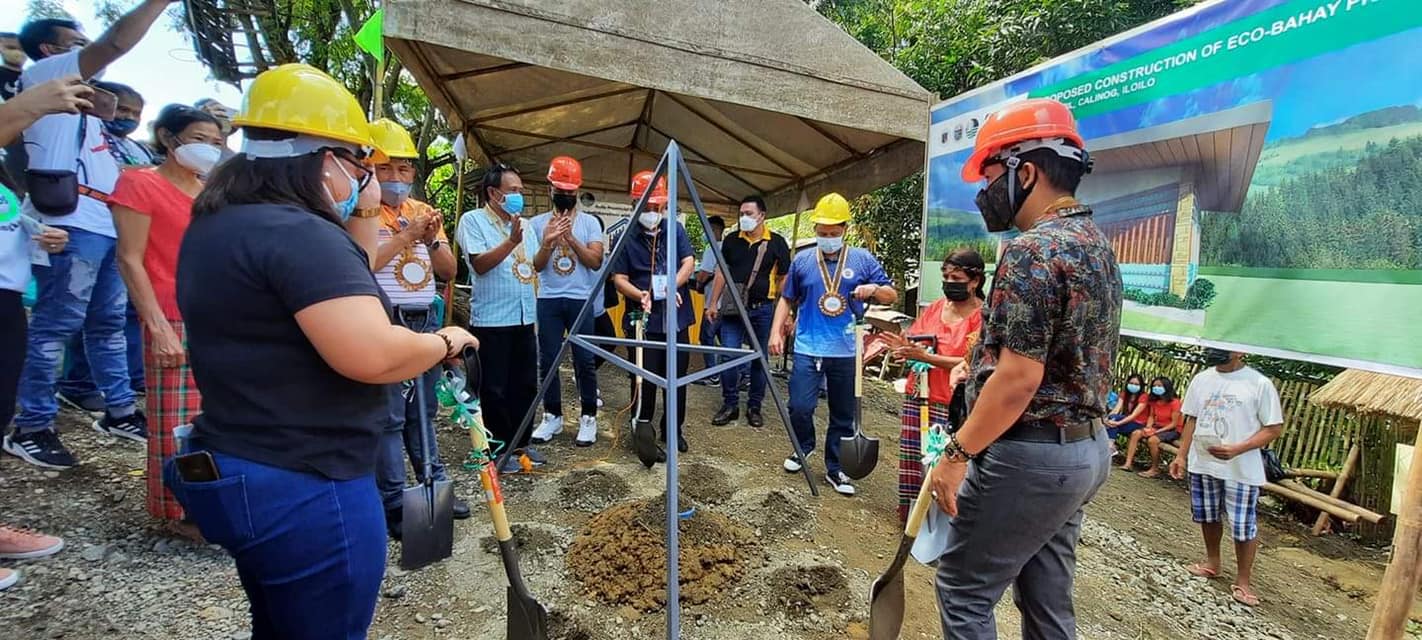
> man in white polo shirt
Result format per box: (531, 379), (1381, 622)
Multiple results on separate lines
(4, 3), (178, 471)
(529, 156), (605, 448)
(367, 119), (469, 537)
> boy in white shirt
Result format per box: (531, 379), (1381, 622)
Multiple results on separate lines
(1170, 348), (1284, 607)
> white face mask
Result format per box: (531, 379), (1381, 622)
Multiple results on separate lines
(739, 215), (758, 232)
(172, 143), (222, 175)
(817, 235), (844, 254)
(639, 211), (663, 230)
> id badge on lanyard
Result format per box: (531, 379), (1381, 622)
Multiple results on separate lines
(651, 274), (669, 301)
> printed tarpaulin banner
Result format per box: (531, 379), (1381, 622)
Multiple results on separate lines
(922, 0), (1422, 377)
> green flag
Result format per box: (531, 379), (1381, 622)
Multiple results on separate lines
(353, 8), (384, 64)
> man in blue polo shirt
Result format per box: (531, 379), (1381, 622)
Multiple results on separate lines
(769, 193), (896, 496)
(455, 164), (544, 474)
(610, 171), (695, 456)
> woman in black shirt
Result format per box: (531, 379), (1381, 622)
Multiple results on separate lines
(168, 64), (477, 640)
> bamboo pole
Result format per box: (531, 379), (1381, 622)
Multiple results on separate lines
(1313, 444), (1362, 535)
(1367, 419), (1422, 640)
(1259, 482), (1361, 524)
(1276, 479), (1384, 524)
(1288, 469), (1341, 481)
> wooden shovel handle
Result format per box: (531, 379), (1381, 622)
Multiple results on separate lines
(905, 476), (935, 537)
(469, 414), (515, 542)
(854, 322), (864, 398)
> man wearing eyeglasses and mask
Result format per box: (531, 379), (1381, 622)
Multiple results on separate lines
(925, 98), (1121, 639)
(366, 119), (468, 537)
(529, 156), (605, 449)
(456, 163), (544, 475)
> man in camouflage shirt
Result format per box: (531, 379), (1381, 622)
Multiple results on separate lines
(927, 98), (1122, 640)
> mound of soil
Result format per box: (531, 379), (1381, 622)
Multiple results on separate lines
(558, 468), (631, 511)
(767, 565), (850, 618)
(478, 523), (562, 557)
(567, 495), (755, 612)
(680, 463), (734, 505)
(757, 490), (811, 539)
(548, 610), (593, 640)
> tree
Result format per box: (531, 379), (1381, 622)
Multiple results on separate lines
(810, 0), (1200, 300)
(55, 0), (455, 201)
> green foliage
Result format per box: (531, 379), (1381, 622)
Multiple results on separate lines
(851, 173), (923, 300)
(1183, 278), (1216, 310)
(1120, 337), (1340, 385)
(1202, 135), (1422, 269)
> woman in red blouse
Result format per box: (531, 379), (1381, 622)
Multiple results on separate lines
(111, 105), (224, 538)
(1120, 375), (1183, 477)
(883, 248), (984, 522)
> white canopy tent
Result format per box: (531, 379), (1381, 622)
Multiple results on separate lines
(384, 0), (932, 216)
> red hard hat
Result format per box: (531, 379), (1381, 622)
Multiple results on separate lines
(547, 155), (583, 191)
(630, 170), (668, 205)
(962, 98), (1086, 183)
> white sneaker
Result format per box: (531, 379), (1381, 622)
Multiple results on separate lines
(0, 567), (17, 591)
(783, 453), (811, 473)
(575, 416), (598, 447)
(825, 471), (857, 496)
(531, 413), (563, 444)
(596, 390), (604, 408)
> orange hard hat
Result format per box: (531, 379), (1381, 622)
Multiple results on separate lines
(962, 98), (1088, 183)
(548, 155), (583, 191)
(630, 170), (668, 205)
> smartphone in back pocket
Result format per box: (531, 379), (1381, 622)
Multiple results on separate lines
(174, 451), (220, 482)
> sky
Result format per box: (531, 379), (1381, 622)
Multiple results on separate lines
(1, 0), (244, 142)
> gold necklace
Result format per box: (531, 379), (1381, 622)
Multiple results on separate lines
(485, 209), (534, 284)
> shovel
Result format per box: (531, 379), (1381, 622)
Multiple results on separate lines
(868, 479), (933, 640)
(839, 320), (879, 480)
(400, 372), (455, 571)
(629, 312), (663, 468)
(461, 348), (550, 640)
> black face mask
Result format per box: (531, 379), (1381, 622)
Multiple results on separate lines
(942, 281), (971, 302)
(552, 192), (578, 212)
(974, 161), (1035, 233)
(1202, 348), (1233, 366)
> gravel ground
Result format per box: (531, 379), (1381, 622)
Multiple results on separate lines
(0, 370), (1410, 639)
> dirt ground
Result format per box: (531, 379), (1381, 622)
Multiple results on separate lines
(0, 361), (1416, 639)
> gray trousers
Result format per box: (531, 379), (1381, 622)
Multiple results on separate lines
(935, 428), (1111, 640)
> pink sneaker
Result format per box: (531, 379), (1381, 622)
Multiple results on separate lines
(0, 567), (17, 590)
(0, 524), (64, 559)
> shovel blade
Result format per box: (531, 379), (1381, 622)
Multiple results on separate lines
(632, 419), (661, 468)
(400, 478), (455, 571)
(867, 537), (912, 640)
(839, 433), (880, 480)
(507, 584), (550, 640)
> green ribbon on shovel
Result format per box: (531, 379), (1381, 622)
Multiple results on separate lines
(436, 369), (504, 470)
(921, 424), (949, 469)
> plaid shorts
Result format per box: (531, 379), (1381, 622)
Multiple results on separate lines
(1189, 472), (1259, 542)
(144, 320), (202, 523)
(898, 395), (950, 523)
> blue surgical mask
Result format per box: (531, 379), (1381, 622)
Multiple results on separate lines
(325, 161), (361, 222)
(1151, 386), (1166, 396)
(380, 181), (412, 207)
(1125, 383), (1141, 394)
(817, 236), (844, 254)
(104, 118), (138, 138)
(500, 192), (524, 215)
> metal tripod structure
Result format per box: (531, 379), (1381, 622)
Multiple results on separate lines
(492, 141), (817, 639)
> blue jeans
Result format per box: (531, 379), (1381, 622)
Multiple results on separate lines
(788, 353), (855, 475)
(14, 227), (135, 433)
(698, 313), (719, 372)
(56, 302), (145, 401)
(376, 306), (449, 513)
(536, 297), (598, 417)
(718, 303), (773, 409)
(166, 448), (385, 640)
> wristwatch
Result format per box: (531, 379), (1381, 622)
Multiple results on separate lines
(427, 239), (444, 251)
(943, 430), (978, 463)
(351, 207), (381, 219)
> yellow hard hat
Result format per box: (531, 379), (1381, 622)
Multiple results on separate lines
(368, 118), (418, 160)
(810, 192), (852, 225)
(233, 64), (375, 151)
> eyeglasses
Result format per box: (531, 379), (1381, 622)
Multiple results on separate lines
(330, 148), (374, 191)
